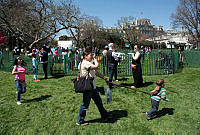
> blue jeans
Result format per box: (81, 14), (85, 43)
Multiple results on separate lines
(32, 66), (38, 80)
(77, 89), (108, 124)
(15, 80), (26, 101)
(147, 98), (159, 118)
(108, 64), (117, 88)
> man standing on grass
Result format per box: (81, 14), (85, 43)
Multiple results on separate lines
(102, 45), (109, 75)
(40, 46), (48, 79)
(107, 43), (120, 89)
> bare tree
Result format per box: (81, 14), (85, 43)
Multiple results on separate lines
(0, 0), (81, 49)
(171, 0), (200, 48)
(69, 15), (103, 48)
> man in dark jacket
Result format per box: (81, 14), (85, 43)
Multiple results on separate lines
(40, 46), (48, 79)
(107, 43), (120, 89)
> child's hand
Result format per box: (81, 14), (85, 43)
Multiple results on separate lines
(151, 90), (157, 95)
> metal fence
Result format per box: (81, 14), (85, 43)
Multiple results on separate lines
(0, 49), (183, 77)
(180, 50), (200, 68)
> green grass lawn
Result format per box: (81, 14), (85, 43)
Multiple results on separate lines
(0, 68), (200, 134)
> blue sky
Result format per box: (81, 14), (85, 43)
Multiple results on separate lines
(74, 0), (180, 30)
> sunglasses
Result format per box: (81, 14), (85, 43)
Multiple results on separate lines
(17, 57), (22, 60)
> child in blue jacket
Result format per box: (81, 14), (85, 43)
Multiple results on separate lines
(32, 53), (40, 82)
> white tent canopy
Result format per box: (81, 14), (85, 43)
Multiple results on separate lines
(57, 41), (73, 49)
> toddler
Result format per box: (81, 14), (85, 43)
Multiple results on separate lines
(146, 79), (168, 120)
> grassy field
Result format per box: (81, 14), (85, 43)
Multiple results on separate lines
(0, 67), (200, 134)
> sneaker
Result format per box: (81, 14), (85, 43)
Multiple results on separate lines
(131, 86), (136, 89)
(115, 80), (119, 82)
(146, 112), (151, 120)
(76, 122), (89, 126)
(17, 101), (22, 105)
(34, 79), (40, 82)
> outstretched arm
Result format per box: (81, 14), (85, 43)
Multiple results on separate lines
(89, 54), (98, 70)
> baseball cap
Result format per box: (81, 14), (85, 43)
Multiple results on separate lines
(105, 45), (109, 49)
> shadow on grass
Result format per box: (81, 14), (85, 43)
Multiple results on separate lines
(143, 82), (154, 87)
(87, 110), (128, 124)
(50, 75), (66, 79)
(117, 77), (129, 81)
(119, 83), (134, 87)
(39, 75), (66, 80)
(150, 108), (174, 120)
(119, 82), (154, 88)
(22, 95), (52, 103)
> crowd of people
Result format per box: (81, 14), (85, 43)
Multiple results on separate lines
(10, 43), (169, 125)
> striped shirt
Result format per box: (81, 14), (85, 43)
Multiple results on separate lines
(151, 88), (168, 102)
(14, 65), (26, 82)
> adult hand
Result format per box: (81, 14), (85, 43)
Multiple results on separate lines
(151, 90), (157, 95)
(93, 53), (96, 59)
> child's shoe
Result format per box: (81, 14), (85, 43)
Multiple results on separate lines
(76, 121), (89, 126)
(146, 112), (151, 120)
(17, 101), (22, 105)
(34, 79), (40, 82)
(131, 86), (136, 89)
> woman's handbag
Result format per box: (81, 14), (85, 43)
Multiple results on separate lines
(72, 62), (94, 93)
(131, 64), (136, 69)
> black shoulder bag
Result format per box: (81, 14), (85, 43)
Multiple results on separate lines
(72, 62), (94, 93)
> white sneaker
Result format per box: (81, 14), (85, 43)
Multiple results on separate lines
(17, 101), (22, 105)
(115, 80), (119, 82)
(131, 86), (136, 89)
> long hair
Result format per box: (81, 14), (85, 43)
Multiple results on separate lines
(14, 57), (26, 66)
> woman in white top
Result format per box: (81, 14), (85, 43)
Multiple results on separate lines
(76, 47), (110, 126)
(131, 45), (143, 88)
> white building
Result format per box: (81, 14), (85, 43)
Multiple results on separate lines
(147, 29), (193, 50)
